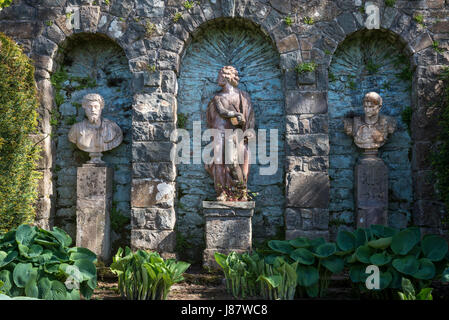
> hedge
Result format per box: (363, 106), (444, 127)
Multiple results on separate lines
(0, 32), (41, 233)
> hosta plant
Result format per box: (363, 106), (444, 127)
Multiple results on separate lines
(214, 251), (298, 300)
(0, 224), (97, 300)
(110, 247), (190, 300)
(265, 237), (345, 298)
(337, 225), (449, 297)
(398, 278), (433, 300)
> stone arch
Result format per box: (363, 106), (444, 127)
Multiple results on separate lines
(325, 19), (429, 238)
(174, 17), (286, 261)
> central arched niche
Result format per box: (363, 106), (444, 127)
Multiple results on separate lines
(52, 34), (133, 252)
(328, 30), (413, 239)
(176, 19), (285, 261)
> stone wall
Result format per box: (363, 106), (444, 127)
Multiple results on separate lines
(0, 0), (448, 259)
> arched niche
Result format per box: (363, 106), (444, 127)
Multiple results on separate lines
(52, 33), (133, 250)
(176, 18), (285, 261)
(328, 30), (414, 238)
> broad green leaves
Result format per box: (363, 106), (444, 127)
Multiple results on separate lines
(0, 224), (97, 300)
(110, 247), (191, 300)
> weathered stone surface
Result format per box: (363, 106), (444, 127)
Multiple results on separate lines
(131, 207), (176, 230)
(203, 201), (254, 268)
(413, 200), (444, 228)
(285, 207), (329, 230)
(286, 172), (330, 208)
(131, 179), (175, 208)
(287, 134), (329, 157)
(286, 91), (328, 114)
(132, 162), (176, 181)
(132, 142), (174, 162)
(131, 229), (176, 252)
(269, 0), (291, 14)
(277, 34), (300, 53)
(76, 165), (113, 262)
(285, 229), (329, 241)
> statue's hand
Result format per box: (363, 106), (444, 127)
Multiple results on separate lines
(236, 113), (246, 126)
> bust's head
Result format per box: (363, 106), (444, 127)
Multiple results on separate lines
(82, 93), (104, 124)
(363, 92), (382, 119)
(217, 66), (239, 87)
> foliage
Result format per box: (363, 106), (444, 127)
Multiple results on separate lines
(0, 224), (97, 300)
(366, 59), (381, 74)
(110, 208), (130, 233)
(0, 0), (12, 9)
(284, 15), (293, 26)
(173, 12), (183, 23)
(339, 225), (449, 298)
(110, 247), (190, 300)
(385, 0), (396, 7)
(414, 14), (425, 27)
(432, 67), (449, 214)
(295, 62), (317, 75)
(145, 20), (156, 38)
(214, 252), (297, 300)
(0, 33), (41, 233)
(432, 41), (444, 54)
(177, 112), (188, 129)
(183, 1), (196, 10)
(303, 17), (314, 25)
(398, 278), (433, 300)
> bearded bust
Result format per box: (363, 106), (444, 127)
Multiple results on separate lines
(68, 93), (123, 164)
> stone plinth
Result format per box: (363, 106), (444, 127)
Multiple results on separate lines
(76, 164), (113, 263)
(355, 153), (388, 228)
(203, 201), (255, 269)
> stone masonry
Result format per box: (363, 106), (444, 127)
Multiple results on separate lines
(1, 0), (448, 260)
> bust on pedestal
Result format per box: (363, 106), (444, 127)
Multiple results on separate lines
(344, 92), (396, 228)
(202, 66), (256, 269)
(69, 93), (123, 263)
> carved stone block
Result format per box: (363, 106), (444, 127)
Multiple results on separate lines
(76, 164), (113, 263)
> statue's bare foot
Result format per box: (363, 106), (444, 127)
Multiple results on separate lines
(217, 192), (227, 201)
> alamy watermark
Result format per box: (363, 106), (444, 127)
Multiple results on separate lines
(365, 265), (380, 290)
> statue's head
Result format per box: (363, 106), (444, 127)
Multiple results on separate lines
(82, 93), (104, 123)
(363, 92), (382, 118)
(217, 66), (239, 87)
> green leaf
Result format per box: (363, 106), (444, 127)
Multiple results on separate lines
(349, 264), (365, 283)
(50, 227), (72, 247)
(354, 229), (369, 247)
(367, 237), (392, 250)
(0, 250), (17, 268)
(370, 252), (392, 266)
(50, 280), (68, 300)
(0, 270), (12, 293)
(401, 278), (415, 297)
(355, 245), (374, 264)
(256, 275), (282, 288)
(416, 288), (433, 300)
(297, 265), (319, 287)
(309, 237), (326, 248)
(13, 263), (37, 288)
(378, 271), (393, 290)
(370, 225), (398, 238)
(68, 247), (97, 263)
(73, 259), (96, 282)
(15, 225), (37, 246)
(321, 255), (344, 274)
(214, 252), (228, 270)
(25, 280), (39, 298)
(413, 258), (435, 280)
(267, 240), (294, 254)
(336, 230), (356, 251)
(442, 267), (449, 282)
(27, 244), (43, 258)
(392, 255), (419, 275)
(289, 237), (311, 248)
(37, 277), (51, 299)
(305, 282), (319, 298)
(313, 243), (336, 258)
(391, 229), (419, 255)
(290, 248), (315, 265)
(422, 235), (448, 262)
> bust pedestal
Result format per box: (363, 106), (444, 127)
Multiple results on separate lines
(76, 163), (113, 263)
(202, 201), (255, 269)
(355, 151), (388, 228)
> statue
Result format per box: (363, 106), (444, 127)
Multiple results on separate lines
(343, 92), (396, 228)
(205, 66), (255, 201)
(68, 93), (123, 164)
(344, 92), (396, 154)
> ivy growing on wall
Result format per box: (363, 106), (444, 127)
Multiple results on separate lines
(432, 67), (449, 217)
(0, 33), (41, 233)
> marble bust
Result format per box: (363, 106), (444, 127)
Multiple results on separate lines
(68, 93), (123, 164)
(344, 92), (396, 153)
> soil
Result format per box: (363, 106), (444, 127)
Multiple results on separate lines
(91, 265), (449, 301)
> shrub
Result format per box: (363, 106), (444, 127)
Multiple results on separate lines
(0, 33), (41, 233)
(338, 225), (449, 298)
(0, 224), (97, 300)
(110, 247), (190, 300)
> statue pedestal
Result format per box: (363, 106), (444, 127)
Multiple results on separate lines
(202, 201), (255, 269)
(355, 153), (388, 228)
(76, 163), (113, 263)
